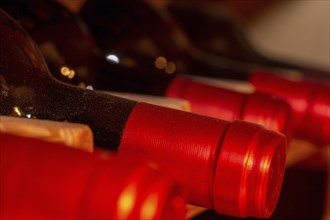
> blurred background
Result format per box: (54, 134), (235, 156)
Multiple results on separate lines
(1, 0), (329, 219)
(242, 0), (329, 72)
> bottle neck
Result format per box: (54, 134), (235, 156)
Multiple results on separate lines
(44, 80), (138, 149)
(2, 74), (137, 149)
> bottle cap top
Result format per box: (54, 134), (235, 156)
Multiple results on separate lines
(213, 120), (287, 218)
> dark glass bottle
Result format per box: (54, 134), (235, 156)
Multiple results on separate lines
(0, 9), (287, 218)
(0, 6), (136, 148)
(1, 132), (186, 220)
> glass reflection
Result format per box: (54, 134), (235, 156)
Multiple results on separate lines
(106, 54), (120, 63)
(60, 66), (75, 79)
(13, 106), (22, 117)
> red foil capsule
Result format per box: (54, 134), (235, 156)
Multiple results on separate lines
(120, 102), (287, 218)
(249, 71), (330, 147)
(0, 133), (186, 220)
(166, 75), (292, 138)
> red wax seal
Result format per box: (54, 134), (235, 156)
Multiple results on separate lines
(166, 75), (292, 138)
(250, 71), (330, 147)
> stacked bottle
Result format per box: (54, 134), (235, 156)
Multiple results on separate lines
(0, 133), (186, 219)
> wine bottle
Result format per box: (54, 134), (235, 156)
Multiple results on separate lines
(79, 0), (330, 147)
(0, 9), (287, 218)
(0, 0), (293, 138)
(250, 71), (330, 147)
(0, 132), (186, 220)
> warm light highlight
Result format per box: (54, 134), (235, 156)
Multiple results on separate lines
(140, 193), (159, 219)
(244, 151), (254, 171)
(165, 61), (176, 74)
(60, 66), (75, 79)
(155, 56), (167, 69)
(60, 66), (70, 76)
(116, 183), (137, 219)
(314, 103), (330, 118)
(13, 106), (22, 116)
